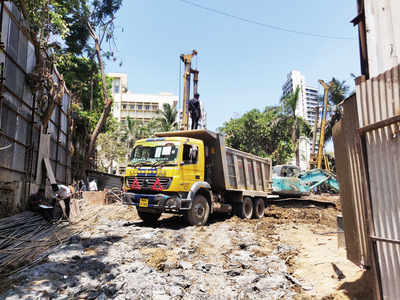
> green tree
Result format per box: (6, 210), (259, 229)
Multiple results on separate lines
(320, 78), (350, 143)
(157, 103), (178, 132)
(15, 0), (123, 178)
(121, 117), (161, 148)
(280, 86), (312, 166)
(219, 107), (295, 165)
(96, 122), (128, 173)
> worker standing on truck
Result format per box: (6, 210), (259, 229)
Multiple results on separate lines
(188, 93), (201, 130)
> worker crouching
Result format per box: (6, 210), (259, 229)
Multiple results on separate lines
(51, 184), (72, 220)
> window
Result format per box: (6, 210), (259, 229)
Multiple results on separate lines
(137, 104), (143, 110)
(182, 144), (198, 164)
(145, 105), (150, 110)
(122, 104), (127, 110)
(152, 105), (158, 111)
(130, 104), (135, 110)
(113, 78), (120, 93)
(130, 143), (179, 165)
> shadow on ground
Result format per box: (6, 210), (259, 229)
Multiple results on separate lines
(337, 270), (376, 300)
(125, 212), (234, 230)
(1, 232), (123, 299)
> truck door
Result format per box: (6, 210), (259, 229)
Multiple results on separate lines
(180, 143), (202, 191)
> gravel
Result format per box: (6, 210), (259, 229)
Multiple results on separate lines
(1, 205), (299, 299)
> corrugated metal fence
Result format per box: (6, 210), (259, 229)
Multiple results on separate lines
(0, 1), (71, 216)
(333, 94), (371, 267)
(356, 64), (400, 300)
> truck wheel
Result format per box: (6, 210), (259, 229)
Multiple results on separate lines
(252, 198), (265, 219)
(186, 194), (210, 226)
(137, 209), (161, 225)
(238, 197), (253, 219)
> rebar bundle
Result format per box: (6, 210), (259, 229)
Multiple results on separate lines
(0, 211), (76, 277)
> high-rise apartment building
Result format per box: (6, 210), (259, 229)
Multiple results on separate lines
(282, 71), (320, 170)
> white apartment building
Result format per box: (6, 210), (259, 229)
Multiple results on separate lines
(108, 73), (178, 124)
(282, 70), (320, 170)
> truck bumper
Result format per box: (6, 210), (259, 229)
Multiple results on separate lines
(123, 192), (192, 212)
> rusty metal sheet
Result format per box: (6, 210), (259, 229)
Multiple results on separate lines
(333, 95), (371, 266)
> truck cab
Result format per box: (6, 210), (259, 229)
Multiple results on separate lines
(123, 136), (212, 225)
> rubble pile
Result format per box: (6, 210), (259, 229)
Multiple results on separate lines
(2, 204), (302, 299)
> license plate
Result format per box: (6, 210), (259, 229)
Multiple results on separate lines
(139, 198), (149, 207)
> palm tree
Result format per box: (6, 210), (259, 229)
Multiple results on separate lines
(157, 103), (178, 132)
(121, 117), (147, 147)
(321, 78), (350, 143)
(280, 86), (312, 167)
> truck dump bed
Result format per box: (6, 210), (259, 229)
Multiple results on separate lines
(155, 130), (272, 196)
(225, 147), (272, 194)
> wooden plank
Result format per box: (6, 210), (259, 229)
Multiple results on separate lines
(366, 74), (374, 125)
(43, 157), (56, 184)
(83, 191), (107, 206)
(385, 68), (394, 118)
(355, 76), (365, 127)
(359, 114), (400, 134)
(359, 76), (369, 127)
(372, 77), (381, 123)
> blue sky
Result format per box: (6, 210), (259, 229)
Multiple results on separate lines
(106, 0), (360, 131)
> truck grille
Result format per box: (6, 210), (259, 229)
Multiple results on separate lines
(126, 176), (172, 190)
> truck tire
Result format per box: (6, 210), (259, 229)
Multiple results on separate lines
(252, 198), (265, 219)
(238, 197), (253, 219)
(137, 209), (161, 225)
(186, 194), (210, 226)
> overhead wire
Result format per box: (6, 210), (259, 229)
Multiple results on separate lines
(176, 0), (354, 41)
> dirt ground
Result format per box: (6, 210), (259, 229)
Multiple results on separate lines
(263, 196), (374, 300)
(1, 194), (375, 299)
(76, 194), (374, 299)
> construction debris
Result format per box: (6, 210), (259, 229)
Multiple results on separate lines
(0, 195), (363, 299)
(0, 211), (79, 277)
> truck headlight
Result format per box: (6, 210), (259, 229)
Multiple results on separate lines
(166, 198), (177, 208)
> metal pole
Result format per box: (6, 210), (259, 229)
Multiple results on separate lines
(317, 80), (330, 169)
(179, 50), (197, 130)
(309, 105), (320, 169)
(182, 60), (191, 130)
(311, 105), (320, 155)
(192, 69), (199, 96)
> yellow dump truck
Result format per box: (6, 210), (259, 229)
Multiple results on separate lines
(122, 130), (272, 226)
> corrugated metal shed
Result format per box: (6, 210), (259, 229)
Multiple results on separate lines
(364, 0), (400, 77)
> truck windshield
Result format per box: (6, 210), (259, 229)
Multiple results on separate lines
(130, 143), (179, 166)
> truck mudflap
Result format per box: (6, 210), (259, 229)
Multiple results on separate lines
(123, 192), (192, 212)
